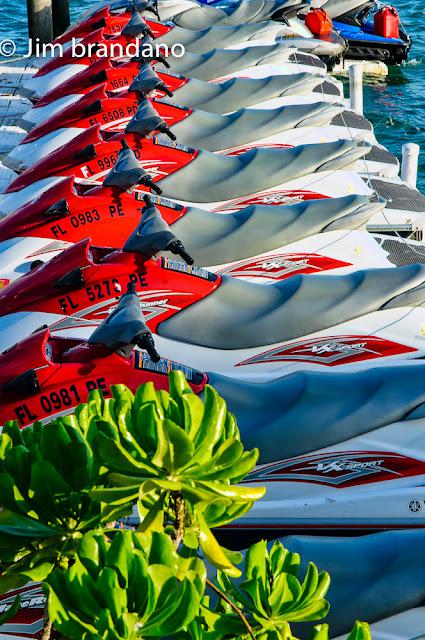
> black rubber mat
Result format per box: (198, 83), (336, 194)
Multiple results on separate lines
(313, 80), (340, 96)
(381, 237), (425, 266)
(366, 146), (399, 165)
(370, 178), (425, 212)
(331, 111), (373, 131)
(288, 52), (326, 69)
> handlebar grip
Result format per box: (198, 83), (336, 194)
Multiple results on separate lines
(137, 331), (161, 362)
(146, 5), (160, 18)
(157, 55), (170, 68)
(141, 174), (162, 195)
(158, 124), (177, 141)
(167, 239), (194, 265)
(160, 83), (173, 97)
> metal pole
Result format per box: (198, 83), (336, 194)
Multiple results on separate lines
(27, 0), (53, 45)
(401, 143), (420, 188)
(52, 0), (70, 38)
(349, 64), (363, 116)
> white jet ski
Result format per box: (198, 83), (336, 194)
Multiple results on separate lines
(0, 134), (419, 235)
(237, 416), (425, 531)
(5, 91), (396, 178)
(21, 32), (328, 99)
(333, 607), (425, 640)
(17, 59), (345, 130)
(0, 177), (392, 283)
(0, 174), (386, 278)
(0, 128), (371, 213)
(1, 224), (425, 376)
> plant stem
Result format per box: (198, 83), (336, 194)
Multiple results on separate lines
(206, 578), (255, 640)
(171, 491), (185, 550)
(41, 619), (53, 640)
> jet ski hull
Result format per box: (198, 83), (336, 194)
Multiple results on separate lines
(333, 19), (411, 65)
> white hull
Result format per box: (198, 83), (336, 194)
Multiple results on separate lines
(1, 304), (425, 378)
(0, 229), (391, 284)
(238, 417), (425, 529)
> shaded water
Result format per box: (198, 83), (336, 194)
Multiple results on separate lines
(0, 0), (423, 189)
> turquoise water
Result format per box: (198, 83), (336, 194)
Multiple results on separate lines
(0, 0), (423, 189)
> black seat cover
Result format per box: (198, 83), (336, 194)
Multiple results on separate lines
(158, 140), (369, 201)
(171, 102), (343, 151)
(208, 362), (425, 460)
(173, 194), (384, 264)
(160, 264), (425, 348)
(168, 73), (325, 114)
(88, 282), (151, 354)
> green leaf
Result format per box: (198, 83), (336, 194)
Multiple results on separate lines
(163, 419), (194, 471)
(347, 621), (372, 640)
(197, 510), (240, 578)
(0, 509), (61, 538)
(0, 595), (20, 625)
(107, 532), (132, 588)
(90, 485), (139, 506)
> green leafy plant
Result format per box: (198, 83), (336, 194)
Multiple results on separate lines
(0, 419), (131, 593)
(46, 530), (205, 640)
(0, 372), (371, 640)
(89, 373), (265, 576)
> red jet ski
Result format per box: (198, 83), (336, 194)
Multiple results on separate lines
(22, 27), (327, 99)
(0, 213), (424, 376)
(0, 284), (206, 429)
(9, 85), (381, 175)
(3, 126), (370, 205)
(0, 177), (384, 282)
(28, 57), (338, 127)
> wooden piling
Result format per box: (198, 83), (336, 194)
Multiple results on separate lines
(52, 0), (71, 38)
(27, 0), (54, 44)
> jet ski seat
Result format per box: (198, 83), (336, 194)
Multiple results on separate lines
(171, 194), (385, 264)
(170, 102), (344, 151)
(161, 44), (324, 81)
(160, 263), (425, 348)
(158, 140), (370, 201)
(284, 531), (425, 637)
(127, 99), (344, 151)
(208, 363), (425, 459)
(171, 0), (304, 28)
(151, 73), (324, 113)
(157, 20), (285, 53)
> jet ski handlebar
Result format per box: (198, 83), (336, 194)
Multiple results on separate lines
(88, 282), (160, 361)
(132, 36), (170, 67)
(103, 139), (162, 194)
(136, 330), (161, 362)
(166, 239), (194, 264)
(139, 173), (162, 194)
(123, 194), (193, 263)
(129, 65), (174, 98)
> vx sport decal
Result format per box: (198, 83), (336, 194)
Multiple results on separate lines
(237, 335), (417, 367)
(213, 190), (329, 211)
(218, 253), (351, 280)
(247, 451), (425, 488)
